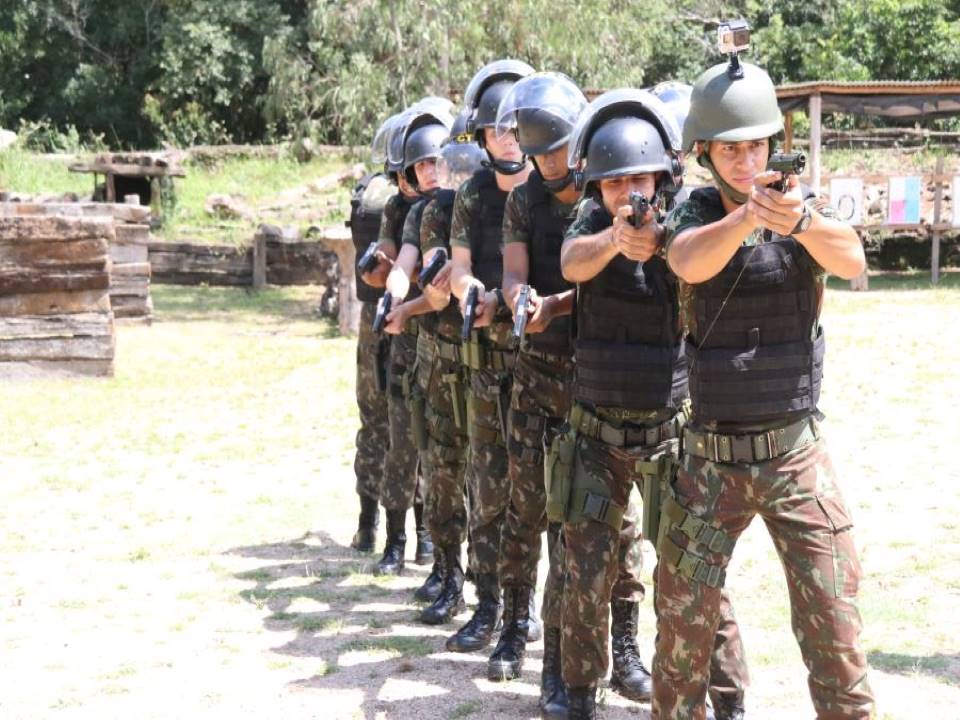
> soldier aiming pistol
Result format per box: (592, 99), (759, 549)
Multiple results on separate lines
(766, 151), (806, 192)
(418, 248), (448, 289)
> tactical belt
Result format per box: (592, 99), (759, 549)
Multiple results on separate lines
(462, 339), (514, 372)
(570, 404), (682, 449)
(521, 346), (570, 366)
(683, 415), (819, 464)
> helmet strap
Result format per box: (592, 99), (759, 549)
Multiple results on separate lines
(482, 149), (527, 176)
(530, 158), (574, 194)
(697, 151), (749, 205)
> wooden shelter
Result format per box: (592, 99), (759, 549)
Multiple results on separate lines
(69, 153), (185, 225)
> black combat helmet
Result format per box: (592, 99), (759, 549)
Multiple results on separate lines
(494, 72), (587, 192)
(567, 88), (684, 202)
(462, 59), (535, 175)
(402, 121), (450, 191)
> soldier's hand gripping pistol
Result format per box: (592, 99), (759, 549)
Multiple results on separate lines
(766, 152), (806, 192)
(417, 248), (447, 289)
(357, 241), (380, 275)
(511, 284), (531, 348)
(461, 284), (479, 341)
(629, 191), (653, 277)
(372, 291), (393, 335)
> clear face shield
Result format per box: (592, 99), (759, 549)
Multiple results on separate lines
(387, 104), (455, 171)
(371, 113), (404, 166)
(493, 72), (587, 156)
(435, 141), (485, 191)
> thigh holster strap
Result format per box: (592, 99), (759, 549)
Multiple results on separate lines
(662, 495), (736, 556)
(659, 534), (727, 589)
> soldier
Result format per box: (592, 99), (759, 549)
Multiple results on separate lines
(348, 114), (407, 553)
(415, 116), (487, 624)
(360, 103), (441, 576)
(559, 90), (749, 720)
(478, 71), (582, 715)
(447, 59), (536, 654)
(653, 50), (875, 719)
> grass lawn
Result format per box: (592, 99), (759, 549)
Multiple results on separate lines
(0, 277), (958, 719)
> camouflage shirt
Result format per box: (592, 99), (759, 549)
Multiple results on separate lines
(377, 192), (418, 251)
(401, 197), (429, 250)
(421, 195), (454, 254)
(503, 181), (577, 247)
(663, 186), (835, 339)
(564, 196), (611, 241)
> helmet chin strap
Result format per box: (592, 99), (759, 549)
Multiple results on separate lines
(482, 149), (527, 176)
(697, 152), (749, 205)
(530, 158), (574, 193)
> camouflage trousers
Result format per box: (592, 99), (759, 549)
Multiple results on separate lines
(416, 332), (469, 547)
(499, 350), (573, 629)
(465, 361), (513, 578)
(652, 437), (874, 720)
(381, 329), (423, 512)
(561, 417), (748, 693)
(354, 302), (389, 501)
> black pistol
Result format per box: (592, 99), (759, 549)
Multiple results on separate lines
(629, 191), (651, 229)
(357, 242), (379, 275)
(511, 284), (531, 348)
(373, 291), (392, 334)
(767, 152), (807, 192)
(417, 248), (447, 289)
(461, 285), (479, 341)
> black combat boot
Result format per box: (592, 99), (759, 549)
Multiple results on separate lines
(526, 591), (543, 642)
(445, 572), (503, 653)
(609, 599), (652, 702)
(350, 495), (379, 553)
(567, 685), (596, 720)
(413, 502), (434, 565)
(374, 509), (406, 576)
(420, 544), (465, 624)
(709, 691), (746, 720)
(539, 627), (568, 719)
(413, 546), (445, 603)
(487, 586), (531, 680)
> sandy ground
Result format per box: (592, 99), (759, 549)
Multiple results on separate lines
(1, 281), (958, 720)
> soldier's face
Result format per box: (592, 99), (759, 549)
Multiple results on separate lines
(414, 159), (438, 192)
(705, 138), (769, 194)
(533, 145), (569, 182)
(484, 127), (524, 163)
(598, 174), (657, 216)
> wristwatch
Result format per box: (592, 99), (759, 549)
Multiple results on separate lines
(791, 204), (813, 235)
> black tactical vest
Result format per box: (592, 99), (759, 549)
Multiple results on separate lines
(467, 168), (507, 290)
(524, 170), (574, 355)
(686, 224), (824, 424)
(427, 190), (464, 341)
(348, 174), (386, 303)
(574, 203), (688, 411)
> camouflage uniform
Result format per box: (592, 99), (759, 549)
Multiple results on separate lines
(561, 199), (749, 696)
(449, 170), (514, 584)
(418, 196), (470, 548)
(379, 193), (423, 513)
(354, 301), (389, 502)
(652, 188), (874, 719)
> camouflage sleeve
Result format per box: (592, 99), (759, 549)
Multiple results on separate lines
(563, 197), (608, 241)
(502, 185), (531, 247)
(802, 192), (837, 279)
(662, 197), (708, 256)
(377, 195), (401, 251)
(449, 178), (477, 250)
(420, 199), (452, 253)
(400, 200), (424, 250)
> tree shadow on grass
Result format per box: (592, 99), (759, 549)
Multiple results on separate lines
(152, 284), (339, 336)
(868, 650), (960, 686)
(227, 530), (651, 720)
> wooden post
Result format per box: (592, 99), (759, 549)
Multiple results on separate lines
(809, 93), (822, 194)
(784, 112), (794, 153)
(252, 230), (267, 290)
(316, 225), (361, 335)
(932, 156), (944, 285)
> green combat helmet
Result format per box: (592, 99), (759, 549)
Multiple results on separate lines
(683, 20), (784, 203)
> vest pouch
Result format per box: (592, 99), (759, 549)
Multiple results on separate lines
(544, 425), (576, 524)
(636, 449), (679, 548)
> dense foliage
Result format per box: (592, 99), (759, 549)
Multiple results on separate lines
(1, 0), (958, 150)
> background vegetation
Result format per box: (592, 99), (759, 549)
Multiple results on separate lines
(2, 0), (959, 151)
